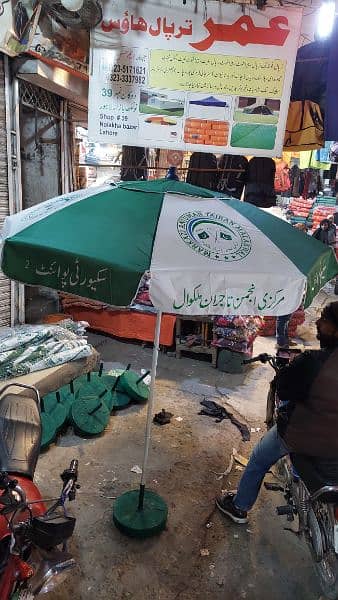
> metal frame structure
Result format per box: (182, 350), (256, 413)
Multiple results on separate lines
(3, 72), (76, 324)
(3, 56), (23, 325)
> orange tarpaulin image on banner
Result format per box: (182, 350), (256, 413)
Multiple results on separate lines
(184, 119), (229, 145)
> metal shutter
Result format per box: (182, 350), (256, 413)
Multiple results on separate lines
(0, 56), (10, 326)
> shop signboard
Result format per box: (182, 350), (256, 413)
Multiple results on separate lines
(89, 0), (302, 157)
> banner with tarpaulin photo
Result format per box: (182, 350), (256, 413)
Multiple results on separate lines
(89, 0), (302, 157)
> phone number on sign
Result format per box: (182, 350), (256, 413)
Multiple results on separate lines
(113, 64), (146, 75)
(105, 74), (146, 86)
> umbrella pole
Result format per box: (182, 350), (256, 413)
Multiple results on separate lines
(113, 309), (168, 537)
(138, 309), (162, 510)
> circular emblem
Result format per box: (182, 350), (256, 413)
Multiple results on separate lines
(177, 211), (252, 262)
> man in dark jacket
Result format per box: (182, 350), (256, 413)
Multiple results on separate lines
(313, 218), (336, 247)
(216, 301), (338, 524)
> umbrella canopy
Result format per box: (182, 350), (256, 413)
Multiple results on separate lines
(1, 179), (337, 316)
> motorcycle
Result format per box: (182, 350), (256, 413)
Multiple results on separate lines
(243, 350), (338, 599)
(0, 383), (79, 599)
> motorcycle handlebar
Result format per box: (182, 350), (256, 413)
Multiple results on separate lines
(69, 459), (78, 477)
(45, 460), (80, 516)
(242, 353), (272, 365)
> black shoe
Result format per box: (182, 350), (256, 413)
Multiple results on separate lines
(275, 343), (288, 350)
(287, 340), (299, 347)
(215, 493), (248, 524)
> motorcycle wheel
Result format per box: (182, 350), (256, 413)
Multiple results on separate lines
(314, 551), (338, 600)
(308, 508), (338, 599)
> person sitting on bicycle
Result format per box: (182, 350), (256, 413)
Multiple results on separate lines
(216, 300), (338, 524)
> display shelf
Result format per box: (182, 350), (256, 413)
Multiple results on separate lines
(175, 316), (217, 367)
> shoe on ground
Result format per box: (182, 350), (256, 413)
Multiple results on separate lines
(275, 341), (298, 350)
(215, 492), (248, 524)
(287, 339), (299, 347)
(275, 343), (289, 350)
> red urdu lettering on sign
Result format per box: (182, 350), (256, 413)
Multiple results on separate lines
(100, 13), (193, 38)
(190, 15), (290, 51)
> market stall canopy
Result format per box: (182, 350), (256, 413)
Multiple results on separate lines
(0, 179), (337, 316)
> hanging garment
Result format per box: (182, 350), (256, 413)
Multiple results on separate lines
(325, 18), (338, 140)
(301, 169), (321, 199)
(291, 39), (329, 112)
(120, 146), (148, 181)
(217, 154), (248, 199)
(283, 101), (324, 151)
(274, 161), (291, 193)
(329, 142), (338, 164)
(315, 141), (333, 164)
(282, 152), (294, 166)
(290, 164), (301, 197)
(186, 152), (218, 190)
(244, 157), (276, 208)
(328, 163), (337, 179)
(299, 151), (312, 170)
(290, 24), (338, 141)
(310, 152), (330, 170)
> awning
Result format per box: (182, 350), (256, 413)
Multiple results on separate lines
(13, 56), (88, 107)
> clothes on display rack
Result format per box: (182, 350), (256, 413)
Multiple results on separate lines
(291, 39), (329, 112)
(315, 142), (332, 164)
(259, 309), (305, 338)
(329, 142), (338, 164)
(301, 169), (322, 199)
(217, 154), (248, 199)
(290, 19), (338, 140)
(274, 161), (291, 193)
(283, 100), (324, 151)
(300, 146), (338, 171)
(243, 157), (276, 208)
(310, 154), (331, 170)
(186, 152), (219, 190)
(323, 163), (337, 182)
(288, 197), (314, 223)
(134, 272), (152, 307)
(212, 315), (262, 355)
(325, 18), (338, 141)
(120, 146), (148, 181)
(289, 164), (301, 198)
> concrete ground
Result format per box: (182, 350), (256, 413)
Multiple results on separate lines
(37, 289), (334, 600)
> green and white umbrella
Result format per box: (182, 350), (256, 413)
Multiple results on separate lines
(1, 179), (337, 316)
(1, 178), (337, 536)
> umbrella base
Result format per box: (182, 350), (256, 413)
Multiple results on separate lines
(113, 490), (168, 538)
(111, 390), (130, 410)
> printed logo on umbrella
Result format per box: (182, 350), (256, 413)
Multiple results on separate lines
(177, 212), (251, 261)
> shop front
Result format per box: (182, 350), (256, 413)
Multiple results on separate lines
(4, 55), (88, 323)
(0, 56), (11, 327)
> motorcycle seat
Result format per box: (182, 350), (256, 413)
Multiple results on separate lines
(291, 453), (338, 501)
(0, 393), (41, 479)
